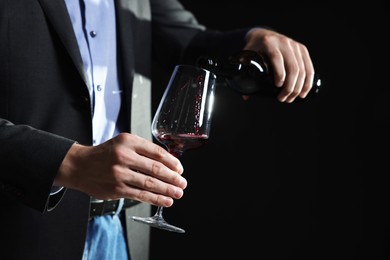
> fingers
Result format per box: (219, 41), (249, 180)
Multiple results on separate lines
(299, 45), (315, 99)
(120, 169), (185, 207)
(131, 135), (184, 176)
(270, 39), (314, 103)
(107, 133), (187, 207)
(277, 41), (304, 103)
(244, 28), (315, 103)
(61, 134), (188, 207)
(114, 133), (185, 184)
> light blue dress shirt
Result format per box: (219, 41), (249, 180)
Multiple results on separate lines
(65, 0), (122, 146)
(63, 1), (129, 259)
(63, 0), (124, 204)
(52, 0), (122, 197)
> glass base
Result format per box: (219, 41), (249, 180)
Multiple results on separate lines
(131, 215), (185, 233)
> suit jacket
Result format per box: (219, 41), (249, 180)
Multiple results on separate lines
(0, 0), (247, 259)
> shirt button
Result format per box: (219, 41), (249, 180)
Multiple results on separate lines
(90, 31), (97, 37)
(97, 85), (102, 91)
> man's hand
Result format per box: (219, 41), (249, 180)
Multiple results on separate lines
(55, 133), (186, 208)
(244, 28), (315, 103)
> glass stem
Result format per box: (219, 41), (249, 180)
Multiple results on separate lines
(155, 206), (164, 219)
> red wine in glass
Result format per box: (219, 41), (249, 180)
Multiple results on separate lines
(131, 64), (217, 233)
(156, 133), (209, 157)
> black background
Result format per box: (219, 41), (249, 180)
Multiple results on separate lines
(150, 2), (389, 259)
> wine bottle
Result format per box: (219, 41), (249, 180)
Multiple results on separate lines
(197, 50), (322, 98)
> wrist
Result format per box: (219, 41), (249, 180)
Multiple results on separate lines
(54, 142), (83, 188)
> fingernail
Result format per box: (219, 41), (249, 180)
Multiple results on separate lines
(174, 187), (184, 199)
(179, 177), (187, 189)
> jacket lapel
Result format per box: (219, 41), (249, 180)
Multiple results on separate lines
(115, 0), (137, 131)
(115, 0), (135, 88)
(37, 0), (91, 91)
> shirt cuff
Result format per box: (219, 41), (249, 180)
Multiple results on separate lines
(50, 186), (64, 195)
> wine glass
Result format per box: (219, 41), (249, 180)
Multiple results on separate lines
(131, 64), (217, 233)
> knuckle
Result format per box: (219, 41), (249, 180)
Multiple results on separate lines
(136, 190), (148, 202)
(144, 176), (157, 190)
(154, 144), (167, 159)
(151, 161), (164, 177)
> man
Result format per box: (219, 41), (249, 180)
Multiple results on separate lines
(0, 0), (315, 259)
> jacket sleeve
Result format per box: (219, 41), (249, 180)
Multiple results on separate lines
(150, 0), (206, 67)
(0, 118), (74, 213)
(150, 0), (250, 67)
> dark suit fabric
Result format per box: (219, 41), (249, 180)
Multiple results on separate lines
(0, 0), (247, 259)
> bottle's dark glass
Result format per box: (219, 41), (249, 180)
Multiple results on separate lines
(197, 50), (322, 98)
